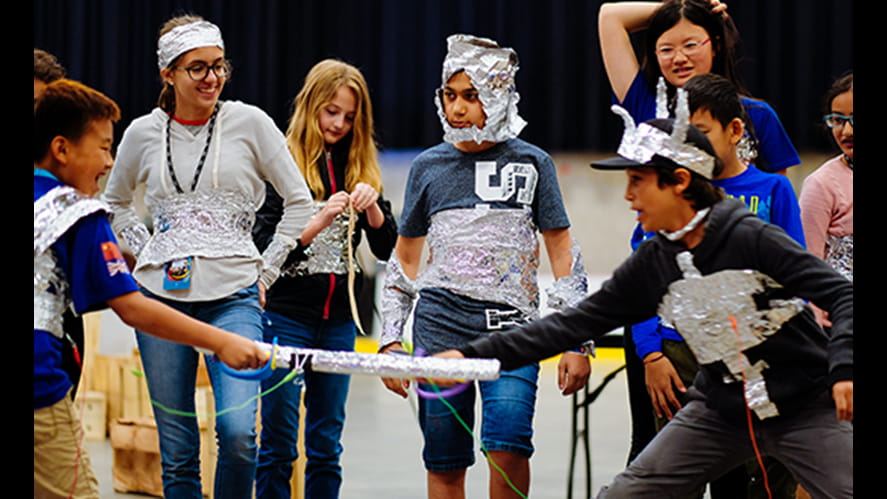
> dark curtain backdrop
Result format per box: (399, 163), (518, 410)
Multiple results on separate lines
(34, 0), (853, 154)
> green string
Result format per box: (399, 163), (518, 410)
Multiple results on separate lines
(133, 347), (527, 498)
(421, 376), (529, 498)
(131, 368), (300, 419)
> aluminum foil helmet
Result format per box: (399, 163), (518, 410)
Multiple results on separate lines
(435, 34), (527, 144)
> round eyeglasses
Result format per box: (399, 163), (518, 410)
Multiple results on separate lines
(174, 60), (232, 81)
(655, 38), (711, 62)
(823, 113), (853, 129)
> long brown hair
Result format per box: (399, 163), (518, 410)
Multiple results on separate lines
(285, 59), (381, 200)
(156, 14), (206, 114)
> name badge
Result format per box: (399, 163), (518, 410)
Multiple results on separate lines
(163, 257), (193, 290)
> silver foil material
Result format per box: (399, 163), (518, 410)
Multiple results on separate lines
(118, 223), (152, 257)
(282, 201), (356, 277)
(135, 189), (258, 270)
(156, 20), (225, 69)
(34, 186), (109, 337)
(825, 234), (853, 282)
(435, 34), (527, 144)
(659, 251), (805, 420)
(259, 342), (500, 381)
(610, 79), (715, 179)
(545, 238), (589, 311)
(379, 254), (419, 349)
(421, 207), (540, 319)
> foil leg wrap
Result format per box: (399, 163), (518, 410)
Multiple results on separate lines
(258, 343), (500, 381)
(545, 238), (589, 311)
(379, 254), (418, 350)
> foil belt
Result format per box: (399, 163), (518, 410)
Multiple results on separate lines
(421, 207), (540, 318)
(118, 224), (152, 257)
(825, 234), (853, 282)
(137, 189), (258, 267)
(258, 343), (500, 381)
(283, 201), (355, 277)
(659, 251), (805, 419)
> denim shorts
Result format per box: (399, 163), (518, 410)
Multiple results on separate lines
(417, 362), (539, 472)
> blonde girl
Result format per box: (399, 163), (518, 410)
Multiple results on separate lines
(253, 59), (396, 499)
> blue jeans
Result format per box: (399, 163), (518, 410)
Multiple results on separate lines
(136, 284), (262, 499)
(417, 363), (540, 472)
(255, 311), (356, 499)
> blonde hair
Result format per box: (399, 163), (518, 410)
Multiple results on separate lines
(285, 59), (381, 200)
(156, 14), (206, 114)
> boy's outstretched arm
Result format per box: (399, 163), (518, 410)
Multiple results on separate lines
(543, 227), (591, 396)
(107, 291), (268, 370)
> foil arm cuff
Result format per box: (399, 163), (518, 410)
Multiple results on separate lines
(545, 238), (589, 311)
(119, 223), (152, 257)
(379, 255), (417, 350)
(260, 234), (298, 289)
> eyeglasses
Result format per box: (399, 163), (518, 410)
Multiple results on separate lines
(655, 38), (711, 61)
(173, 60), (232, 81)
(823, 113), (853, 128)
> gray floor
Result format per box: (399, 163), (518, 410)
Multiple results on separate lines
(87, 350), (635, 498)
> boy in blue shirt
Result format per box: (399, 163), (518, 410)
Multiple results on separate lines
(377, 34), (591, 498)
(34, 79), (267, 497)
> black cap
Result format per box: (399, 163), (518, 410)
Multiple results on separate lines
(590, 118), (717, 177)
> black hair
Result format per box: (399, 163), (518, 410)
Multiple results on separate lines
(642, 0), (747, 97)
(644, 118), (725, 209)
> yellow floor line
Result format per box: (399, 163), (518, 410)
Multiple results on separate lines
(354, 337), (625, 362)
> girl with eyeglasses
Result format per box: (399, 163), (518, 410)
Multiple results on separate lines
(597, 2), (803, 498)
(800, 71), (853, 316)
(102, 13), (314, 498)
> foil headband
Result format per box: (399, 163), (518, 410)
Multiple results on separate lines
(157, 20), (225, 69)
(435, 34), (527, 144)
(611, 78), (715, 179)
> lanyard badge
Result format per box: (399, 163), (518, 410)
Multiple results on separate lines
(163, 257), (193, 290)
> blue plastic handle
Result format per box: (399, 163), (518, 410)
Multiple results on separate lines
(215, 336), (277, 380)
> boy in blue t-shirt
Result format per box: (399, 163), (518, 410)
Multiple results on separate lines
(34, 79), (268, 497)
(377, 34), (591, 498)
(635, 73), (804, 499)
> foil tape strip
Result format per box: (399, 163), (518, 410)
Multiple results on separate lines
(259, 343), (500, 381)
(659, 251), (805, 419)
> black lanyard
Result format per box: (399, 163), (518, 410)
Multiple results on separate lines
(165, 104), (219, 193)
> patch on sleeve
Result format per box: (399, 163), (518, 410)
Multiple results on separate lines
(101, 241), (131, 276)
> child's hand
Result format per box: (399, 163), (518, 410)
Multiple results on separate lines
(318, 191), (351, 225)
(644, 353), (686, 420)
(708, 0), (729, 18)
(379, 342), (411, 398)
(216, 334), (269, 371)
(350, 182), (379, 212)
(832, 380), (853, 421)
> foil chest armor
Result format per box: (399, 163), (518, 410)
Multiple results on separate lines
(34, 186), (109, 337)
